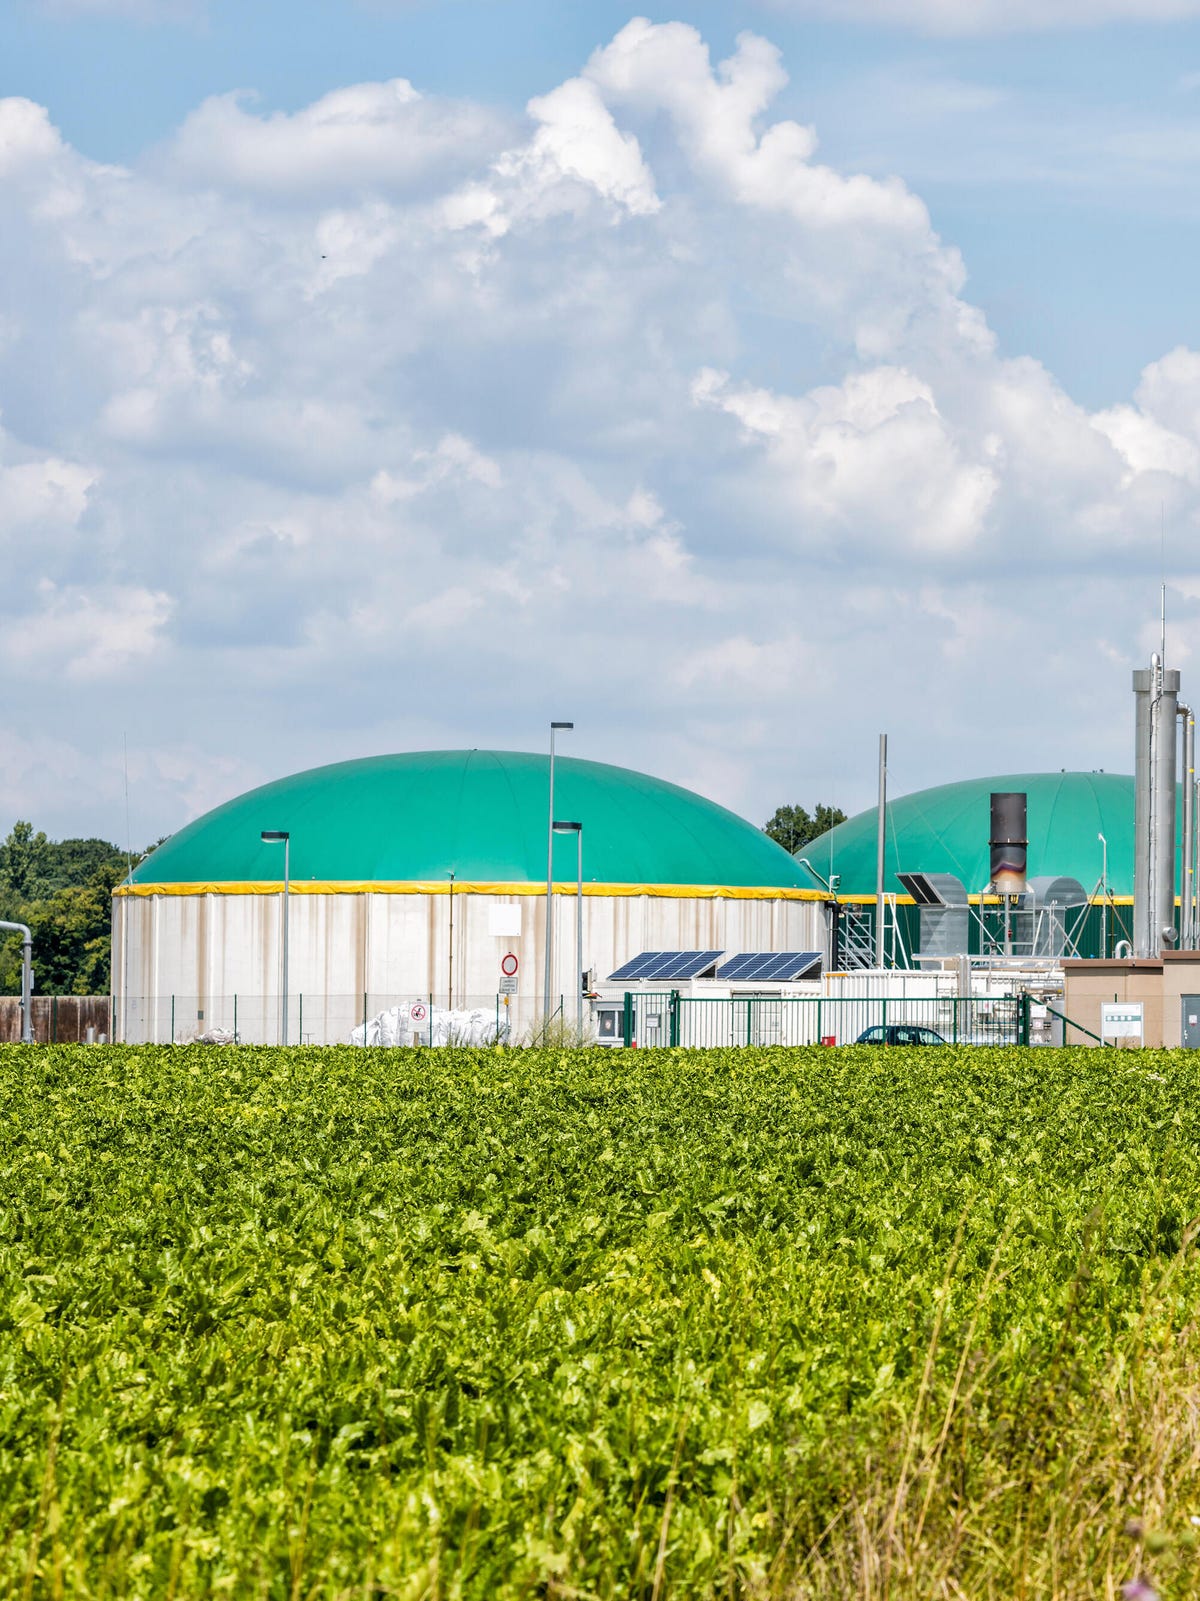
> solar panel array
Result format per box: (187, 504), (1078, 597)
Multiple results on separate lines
(608, 950), (724, 982)
(715, 951), (822, 982)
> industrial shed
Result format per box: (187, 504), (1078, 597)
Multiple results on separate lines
(112, 750), (828, 1043)
(796, 772), (1139, 964)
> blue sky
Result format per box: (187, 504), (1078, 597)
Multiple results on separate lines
(7, 0), (1200, 841)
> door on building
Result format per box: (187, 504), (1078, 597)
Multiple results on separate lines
(1182, 997), (1200, 1049)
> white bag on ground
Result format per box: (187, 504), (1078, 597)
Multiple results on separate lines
(350, 1005), (507, 1048)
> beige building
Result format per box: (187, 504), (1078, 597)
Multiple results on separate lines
(1062, 954), (1200, 1048)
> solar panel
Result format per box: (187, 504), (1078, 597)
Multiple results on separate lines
(715, 951), (822, 982)
(608, 950), (724, 982)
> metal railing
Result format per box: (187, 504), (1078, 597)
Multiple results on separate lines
(110, 991), (1031, 1049)
(114, 993), (572, 1047)
(622, 993), (1030, 1049)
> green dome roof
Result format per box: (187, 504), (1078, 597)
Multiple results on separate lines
(797, 772), (1136, 897)
(133, 750), (810, 890)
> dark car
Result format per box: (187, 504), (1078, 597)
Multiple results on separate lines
(855, 1024), (947, 1046)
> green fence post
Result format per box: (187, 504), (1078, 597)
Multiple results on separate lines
(670, 991), (680, 1048)
(817, 997), (822, 1046)
(953, 998), (959, 1046)
(171, 995), (175, 1045)
(233, 993), (238, 1042)
(882, 997), (888, 1043)
(299, 993), (303, 1045)
(623, 992), (633, 1046)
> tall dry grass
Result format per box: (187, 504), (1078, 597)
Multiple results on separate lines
(774, 1254), (1200, 1599)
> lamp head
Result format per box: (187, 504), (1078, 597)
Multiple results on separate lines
(550, 721), (574, 730)
(261, 830), (289, 843)
(553, 820), (582, 833)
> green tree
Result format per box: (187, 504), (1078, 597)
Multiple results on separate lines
(41, 837), (130, 893)
(0, 820), (48, 902)
(0, 861), (124, 996)
(763, 802), (847, 856)
(0, 823), (145, 996)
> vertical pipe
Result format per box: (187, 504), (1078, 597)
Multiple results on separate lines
(1156, 666), (1180, 950)
(281, 836), (290, 1047)
(1133, 665), (1155, 957)
(21, 933), (31, 1044)
(575, 831), (583, 1039)
(448, 871), (455, 1013)
(121, 892), (128, 1044)
(0, 924), (34, 1045)
(1183, 708), (1195, 948)
(875, 734), (887, 968)
(545, 728), (556, 1011)
(544, 724), (573, 1010)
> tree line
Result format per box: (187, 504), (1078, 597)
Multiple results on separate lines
(0, 823), (155, 996)
(762, 803), (846, 856)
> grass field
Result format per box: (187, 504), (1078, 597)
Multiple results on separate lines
(3, 1043), (1200, 1598)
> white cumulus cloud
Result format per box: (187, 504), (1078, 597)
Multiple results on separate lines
(3, 21), (1200, 838)
(1, 583), (173, 682)
(166, 81), (505, 197)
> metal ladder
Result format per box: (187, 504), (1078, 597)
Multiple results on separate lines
(839, 906), (876, 969)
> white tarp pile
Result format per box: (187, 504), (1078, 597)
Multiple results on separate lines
(351, 1005), (508, 1048)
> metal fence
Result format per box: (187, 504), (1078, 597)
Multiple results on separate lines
(623, 992), (1029, 1048)
(115, 993), (571, 1047)
(110, 990), (1030, 1049)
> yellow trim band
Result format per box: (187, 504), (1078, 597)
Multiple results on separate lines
(113, 880), (831, 902)
(835, 892), (1134, 907)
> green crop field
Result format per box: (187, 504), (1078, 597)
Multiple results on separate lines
(3, 1044), (1200, 1599)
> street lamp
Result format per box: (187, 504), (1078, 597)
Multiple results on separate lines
(553, 821), (583, 1036)
(545, 721), (574, 1014)
(1098, 832), (1108, 958)
(261, 830), (290, 1045)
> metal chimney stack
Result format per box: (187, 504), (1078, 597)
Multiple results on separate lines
(1133, 656), (1180, 957)
(989, 792), (1028, 894)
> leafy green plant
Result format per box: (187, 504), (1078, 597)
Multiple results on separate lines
(3, 1044), (1200, 1597)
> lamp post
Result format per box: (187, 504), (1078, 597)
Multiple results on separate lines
(1098, 832), (1108, 958)
(553, 821), (583, 1036)
(545, 721), (573, 1015)
(261, 831), (290, 1045)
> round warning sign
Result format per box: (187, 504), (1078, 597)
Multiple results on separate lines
(409, 1001), (428, 1024)
(500, 953), (519, 977)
